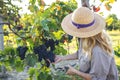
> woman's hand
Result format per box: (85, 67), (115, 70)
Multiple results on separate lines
(66, 65), (76, 75)
(54, 55), (63, 63)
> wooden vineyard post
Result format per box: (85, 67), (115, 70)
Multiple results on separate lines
(0, 17), (4, 50)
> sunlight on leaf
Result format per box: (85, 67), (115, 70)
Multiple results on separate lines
(53, 30), (64, 40)
(99, 12), (104, 16)
(104, 2), (112, 11)
(106, 17), (113, 26)
(109, 0), (115, 3)
(29, 0), (36, 5)
(28, 67), (36, 77)
(100, 0), (105, 2)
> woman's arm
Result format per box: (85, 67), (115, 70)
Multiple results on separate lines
(62, 52), (78, 60)
(55, 51), (78, 63)
(66, 46), (117, 80)
(66, 65), (91, 80)
(73, 69), (91, 80)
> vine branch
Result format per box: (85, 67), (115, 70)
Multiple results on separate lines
(0, 22), (29, 40)
(81, 0), (91, 9)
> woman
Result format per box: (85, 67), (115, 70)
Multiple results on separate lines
(55, 7), (119, 80)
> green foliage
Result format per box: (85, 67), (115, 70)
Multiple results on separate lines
(51, 64), (82, 80)
(106, 14), (120, 30)
(114, 45), (120, 57)
(0, 47), (24, 72)
(0, 0), (21, 21)
(28, 63), (52, 80)
(17, 0), (77, 54)
(25, 54), (38, 67)
(0, 1), (78, 79)
(54, 45), (67, 55)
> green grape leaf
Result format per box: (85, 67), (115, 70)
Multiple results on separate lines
(25, 54), (38, 67)
(41, 20), (49, 31)
(15, 59), (24, 72)
(28, 67), (36, 77)
(46, 75), (52, 80)
(100, 0), (105, 2)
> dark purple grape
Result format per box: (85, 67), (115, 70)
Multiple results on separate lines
(46, 51), (55, 63)
(44, 39), (49, 48)
(44, 39), (56, 51)
(38, 45), (47, 54)
(17, 46), (28, 60)
(34, 45), (47, 62)
(38, 54), (43, 62)
(55, 40), (59, 45)
(68, 35), (73, 40)
(48, 39), (55, 51)
(45, 59), (50, 67)
(33, 44), (55, 67)
(33, 46), (39, 54)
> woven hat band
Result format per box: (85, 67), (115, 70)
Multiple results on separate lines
(72, 20), (95, 29)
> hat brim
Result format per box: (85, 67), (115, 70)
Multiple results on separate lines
(61, 13), (106, 38)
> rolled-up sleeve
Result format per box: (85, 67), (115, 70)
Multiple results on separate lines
(107, 57), (119, 80)
(89, 46), (112, 80)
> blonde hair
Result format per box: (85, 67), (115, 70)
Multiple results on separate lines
(81, 30), (113, 57)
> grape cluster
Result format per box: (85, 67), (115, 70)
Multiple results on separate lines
(45, 51), (55, 67)
(17, 46), (28, 60)
(44, 39), (59, 51)
(33, 44), (55, 67)
(33, 45), (47, 61)
(16, 39), (58, 67)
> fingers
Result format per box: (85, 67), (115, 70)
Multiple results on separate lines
(65, 65), (76, 75)
(54, 55), (62, 63)
(54, 58), (61, 63)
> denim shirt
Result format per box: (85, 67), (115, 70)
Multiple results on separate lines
(77, 40), (119, 80)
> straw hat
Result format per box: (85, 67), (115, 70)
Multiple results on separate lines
(61, 7), (106, 38)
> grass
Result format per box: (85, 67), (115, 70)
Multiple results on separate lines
(107, 30), (120, 47)
(115, 55), (120, 65)
(108, 30), (120, 76)
(107, 30), (120, 66)
(108, 30), (120, 39)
